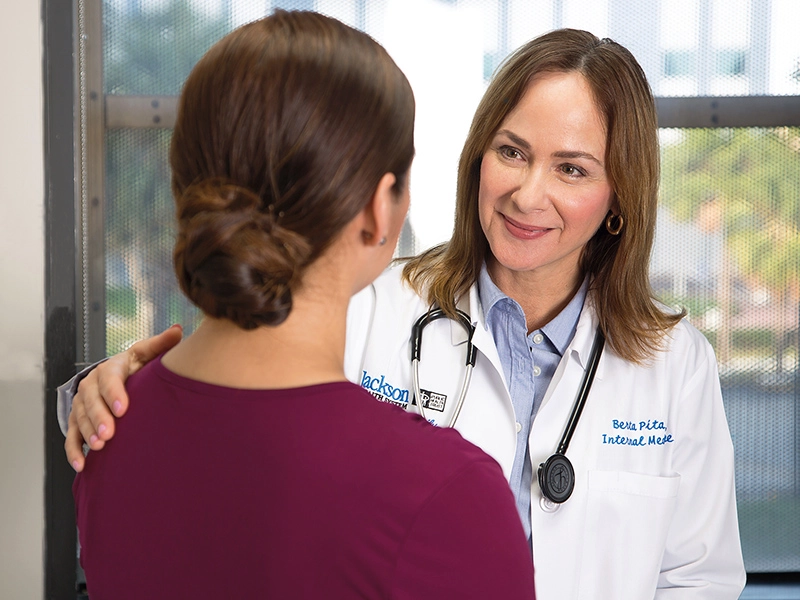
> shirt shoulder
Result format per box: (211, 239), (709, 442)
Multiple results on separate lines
(347, 383), (499, 468)
(390, 456), (535, 599)
(655, 316), (717, 371)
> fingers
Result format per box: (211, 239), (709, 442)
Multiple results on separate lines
(65, 409), (85, 472)
(75, 367), (114, 445)
(96, 324), (184, 420)
(95, 353), (133, 419)
(65, 387), (107, 472)
(65, 324), (184, 472)
(128, 324), (183, 370)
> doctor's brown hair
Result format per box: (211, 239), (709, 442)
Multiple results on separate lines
(171, 11), (414, 329)
(403, 28), (682, 363)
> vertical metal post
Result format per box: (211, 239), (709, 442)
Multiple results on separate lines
(77, 0), (106, 364)
(280, 0), (316, 10)
(608, 0), (661, 88)
(499, 0), (510, 58)
(552, 0), (564, 30)
(356, 0), (367, 31)
(795, 301), (800, 495)
(44, 0), (79, 596)
(749, 0), (771, 95)
(697, 0), (713, 95)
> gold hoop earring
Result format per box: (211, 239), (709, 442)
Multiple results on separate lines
(606, 213), (624, 235)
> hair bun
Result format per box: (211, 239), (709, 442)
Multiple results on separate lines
(174, 180), (312, 328)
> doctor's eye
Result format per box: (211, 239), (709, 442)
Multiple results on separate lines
(499, 146), (524, 161)
(559, 164), (586, 177)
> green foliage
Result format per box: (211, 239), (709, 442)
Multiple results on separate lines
(105, 128), (174, 250)
(655, 292), (713, 320)
(660, 128), (800, 291)
(101, 0), (229, 346)
(703, 329), (777, 353)
(106, 285), (137, 318)
(104, 128), (200, 352)
(104, 0), (233, 95)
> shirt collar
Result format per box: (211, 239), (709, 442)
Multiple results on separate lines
(542, 277), (588, 355)
(477, 262), (588, 355)
(477, 262), (508, 325)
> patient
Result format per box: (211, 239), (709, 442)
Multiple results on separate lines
(73, 10), (535, 599)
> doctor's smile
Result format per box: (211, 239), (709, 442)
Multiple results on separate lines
(501, 214), (553, 240)
(479, 71), (615, 282)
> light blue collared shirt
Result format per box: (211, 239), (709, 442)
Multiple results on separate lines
(478, 265), (587, 543)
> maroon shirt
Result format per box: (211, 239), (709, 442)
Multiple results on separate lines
(74, 358), (535, 599)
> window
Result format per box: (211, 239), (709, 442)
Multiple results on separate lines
(60, 0), (800, 594)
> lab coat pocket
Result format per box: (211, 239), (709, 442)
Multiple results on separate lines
(577, 470), (681, 600)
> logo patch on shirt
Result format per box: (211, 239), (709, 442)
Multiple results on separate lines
(418, 388), (447, 412)
(360, 370), (409, 409)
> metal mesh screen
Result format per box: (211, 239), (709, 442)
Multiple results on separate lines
(659, 126), (800, 572)
(97, 0), (800, 575)
(104, 129), (201, 355)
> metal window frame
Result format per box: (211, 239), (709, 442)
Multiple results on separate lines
(50, 0), (800, 596)
(76, 0), (800, 364)
(43, 0), (80, 597)
(77, 0), (106, 365)
(103, 94), (800, 130)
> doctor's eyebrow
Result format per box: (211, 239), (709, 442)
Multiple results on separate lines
(495, 129), (530, 151)
(553, 150), (605, 168)
(496, 130), (605, 168)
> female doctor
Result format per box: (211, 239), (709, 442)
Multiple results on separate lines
(61, 28), (745, 599)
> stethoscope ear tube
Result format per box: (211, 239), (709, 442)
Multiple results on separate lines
(538, 328), (605, 504)
(411, 307), (477, 427)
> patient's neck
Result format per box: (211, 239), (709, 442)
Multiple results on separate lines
(161, 278), (350, 390)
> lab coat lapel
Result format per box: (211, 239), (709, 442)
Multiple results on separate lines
(449, 283), (509, 390)
(539, 296), (604, 413)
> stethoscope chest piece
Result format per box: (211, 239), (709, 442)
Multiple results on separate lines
(537, 453), (575, 504)
(536, 328), (605, 505)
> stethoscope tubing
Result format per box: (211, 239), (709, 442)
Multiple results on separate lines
(538, 327), (605, 504)
(556, 328), (605, 455)
(411, 304), (605, 505)
(411, 307), (476, 428)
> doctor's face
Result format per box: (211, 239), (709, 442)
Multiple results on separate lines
(478, 71), (615, 288)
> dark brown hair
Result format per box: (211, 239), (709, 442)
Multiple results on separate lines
(403, 28), (682, 363)
(171, 10), (414, 329)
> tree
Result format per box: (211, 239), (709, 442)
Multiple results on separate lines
(102, 0), (233, 353)
(660, 127), (800, 369)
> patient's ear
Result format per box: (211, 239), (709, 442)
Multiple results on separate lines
(359, 172), (398, 247)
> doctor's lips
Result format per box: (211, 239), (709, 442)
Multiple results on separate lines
(502, 214), (552, 240)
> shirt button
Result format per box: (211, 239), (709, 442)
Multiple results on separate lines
(533, 333), (544, 344)
(533, 366), (541, 377)
(515, 422), (522, 433)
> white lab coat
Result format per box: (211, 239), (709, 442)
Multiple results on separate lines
(345, 265), (746, 600)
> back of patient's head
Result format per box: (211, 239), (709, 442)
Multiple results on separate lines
(170, 10), (415, 329)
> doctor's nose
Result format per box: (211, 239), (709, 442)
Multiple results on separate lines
(510, 169), (551, 214)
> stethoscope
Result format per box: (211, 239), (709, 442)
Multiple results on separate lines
(537, 328), (604, 504)
(411, 306), (605, 505)
(411, 308), (477, 428)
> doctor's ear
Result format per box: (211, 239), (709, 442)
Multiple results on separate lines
(360, 172), (400, 247)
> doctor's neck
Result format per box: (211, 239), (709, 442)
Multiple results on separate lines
(487, 258), (585, 333)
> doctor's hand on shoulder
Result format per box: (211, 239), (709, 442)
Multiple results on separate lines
(64, 325), (182, 472)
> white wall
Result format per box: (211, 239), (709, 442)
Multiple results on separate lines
(0, 0), (46, 597)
